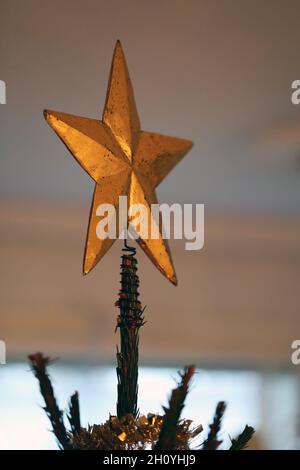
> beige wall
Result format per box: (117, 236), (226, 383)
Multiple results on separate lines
(1, 0), (300, 368)
(2, 201), (299, 366)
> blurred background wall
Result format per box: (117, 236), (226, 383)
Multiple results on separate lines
(1, 0), (300, 449)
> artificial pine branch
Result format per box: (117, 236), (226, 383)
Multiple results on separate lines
(202, 401), (226, 450)
(29, 247), (255, 451)
(28, 352), (71, 450)
(28, 351), (255, 450)
(229, 425), (255, 450)
(115, 240), (145, 419)
(67, 391), (81, 436)
(155, 366), (195, 450)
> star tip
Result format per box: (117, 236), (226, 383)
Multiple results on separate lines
(43, 109), (56, 124)
(115, 39), (123, 50)
(187, 139), (194, 150)
(82, 262), (89, 275)
(82, 265), (90, 276)
(43, 109), (49, 120)
(83, 257), (97, 275)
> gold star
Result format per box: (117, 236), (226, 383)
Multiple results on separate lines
(44, 41), (193, 285)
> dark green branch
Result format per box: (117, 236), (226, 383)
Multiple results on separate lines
(229, 425), (255, 450)
(202, 401), (226, 450)
(115, 241), (145, 418)
(155, 366), (195, 450)
(28, 352), (71, 450)
(67, 391), (81, 436)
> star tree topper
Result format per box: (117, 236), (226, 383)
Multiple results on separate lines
(44, 41), (193, 285)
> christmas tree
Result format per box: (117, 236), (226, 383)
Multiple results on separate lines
(30, 40), (254, 450)
(29, 240), (254, 450)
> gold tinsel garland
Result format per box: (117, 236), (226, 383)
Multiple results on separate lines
(71, 413), (203, 450)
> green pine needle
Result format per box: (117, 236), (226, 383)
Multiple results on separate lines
(229, 425), (255, 450)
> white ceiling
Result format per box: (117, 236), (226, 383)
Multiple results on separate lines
(1, 0), (300, 214)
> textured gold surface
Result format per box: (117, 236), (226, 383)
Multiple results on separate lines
(44, 40), (193, 284)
